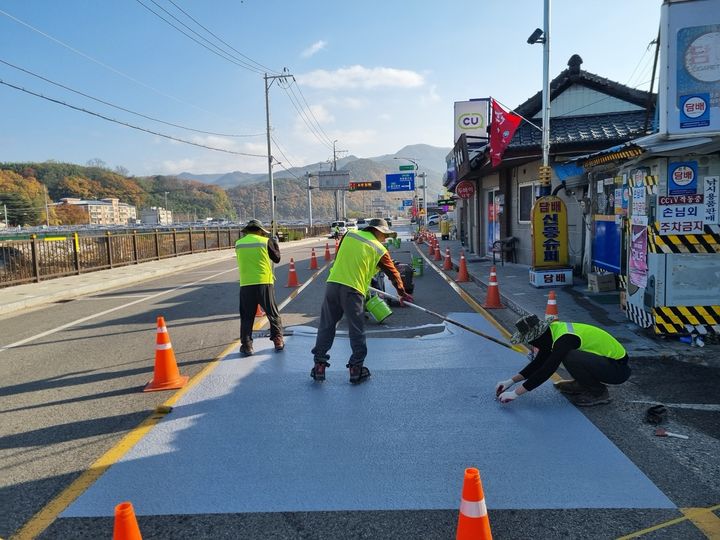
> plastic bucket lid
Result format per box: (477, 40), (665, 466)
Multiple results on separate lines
(366, 295), (392, 323)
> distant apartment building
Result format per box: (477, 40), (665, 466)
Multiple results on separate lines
(58, 197), (138, 225)
(139, 206), (173, 225)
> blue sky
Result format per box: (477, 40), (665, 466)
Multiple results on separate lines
(0, 0), (662, 176)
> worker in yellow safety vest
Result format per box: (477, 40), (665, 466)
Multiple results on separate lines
(235, 219), (283, 356)
(311, 218), (413, 384)
(495, 314), (630, 406)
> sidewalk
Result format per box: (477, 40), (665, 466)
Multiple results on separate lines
(0, 237), (321, 318)
(421, 233), (715, 364)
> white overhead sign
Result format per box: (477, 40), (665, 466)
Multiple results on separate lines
(317, 171), (350, 190)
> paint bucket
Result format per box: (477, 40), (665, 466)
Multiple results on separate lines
(366, 295), (392, 323)
(412, 255), (424, 277)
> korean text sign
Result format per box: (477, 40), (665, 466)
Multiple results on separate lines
(657, 194), (705, 235)
(531, 195), (569, 268)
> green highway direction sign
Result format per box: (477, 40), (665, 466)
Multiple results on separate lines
(398, 165), (415, 171)
(437, 198), (457, 206)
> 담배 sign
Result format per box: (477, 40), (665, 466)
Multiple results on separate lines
(668, 161), (698, 195)
(657, 194), (705, 235)
(630, 216), (648, 288)
(531, 195), (569, 268)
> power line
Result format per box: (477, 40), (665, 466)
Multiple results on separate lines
(0, 78), (268, 158)
(134, 0), (265, 73)
(290, 78), (335, 146)
(270, 135), (300, 179)
(0, 58), (263, 138)
(0, 7), (221, 118)
(279, 81), (334, 150)
(165, 0), (279, 75)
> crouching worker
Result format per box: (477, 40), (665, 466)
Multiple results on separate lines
(495, 315), (630, 406)
(311, 218), (413, 384)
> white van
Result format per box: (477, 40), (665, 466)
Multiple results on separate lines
(330, 220), (347, 238)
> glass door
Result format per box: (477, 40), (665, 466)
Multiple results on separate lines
(486, 189), (500, 255)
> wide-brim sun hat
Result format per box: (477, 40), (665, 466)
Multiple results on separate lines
(510, 314), (552, 344)
(241, 219), (270, 235)
(362, 218), (397, 238)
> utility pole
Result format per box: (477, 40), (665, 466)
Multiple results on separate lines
(540, 0), (552, 195)
(43, 185), (50, 226)
(265, 69), (292, 238)
(3, 204), (7, 228)
(306, 172), (314, 228)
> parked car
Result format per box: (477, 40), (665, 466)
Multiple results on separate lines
(427, 214), (440, 226)
(346, 220), (358, 231)
(356, 218), (368, 227)
(330, 220), (347, 238)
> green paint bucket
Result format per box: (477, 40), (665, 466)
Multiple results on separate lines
(366, 295), (392, 323)
(412, 255), (424, 277)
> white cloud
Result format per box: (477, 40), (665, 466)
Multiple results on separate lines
(419, 84), (441, 106)
(297, 65), (425, 90)
(301, 40), (327, 58)
(378, 113), (392, 121)
(307, 104), (334, 124)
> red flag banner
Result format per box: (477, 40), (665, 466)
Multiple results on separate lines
(489, 99), (522, 167)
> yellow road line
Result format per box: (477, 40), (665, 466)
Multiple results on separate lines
(11, 339), (239, 540)
(616, 503), (720, 539)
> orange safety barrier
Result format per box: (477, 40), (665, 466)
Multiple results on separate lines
(113, 501), (143, 540)
(482, 266), (504, 309)
(144, 316), (189, 392)
(545, 290), (559, 321)
(456, 250), (470, 283)
(286, 258), (300, 287)
(456, 468), (493, 540)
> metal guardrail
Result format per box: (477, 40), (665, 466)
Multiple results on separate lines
(0, 225), (331, 287)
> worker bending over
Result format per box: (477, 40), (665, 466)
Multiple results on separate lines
(496, 314), (630, 406)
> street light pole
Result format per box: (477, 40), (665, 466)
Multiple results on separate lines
(264, 69), (292, 238)
(394, 157), (424, 224)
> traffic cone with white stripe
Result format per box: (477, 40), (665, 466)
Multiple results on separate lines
(482, 266), (504, 309)
(433, 243), (442, 262)
(286, 258), (300, 287)
(443, 248), (453, 270)
(545, 290), (559, 321)
(456, 250), (470, 282)
(324, 242), (331, 261)
(456, 468), (492, 540)
(144, 316), (189, 392)
(428, 238), (436, 256)
(334, 240), (339, 258)
(256, 304), (266, 317)
(309, 248), (319, 270)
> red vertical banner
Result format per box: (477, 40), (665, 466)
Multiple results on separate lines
(490, 99), (522, 167)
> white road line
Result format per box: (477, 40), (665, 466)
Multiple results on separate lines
(78, 295), (151, 300)
(0, 268), (237, 355)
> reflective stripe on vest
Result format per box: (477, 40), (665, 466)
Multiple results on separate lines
(235, 234), (274, 286)
(550, 321), (627, 359)
(327, 230), (386, 294)
(459, 497), (488, 518)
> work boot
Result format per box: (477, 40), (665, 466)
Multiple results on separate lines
(311, 360), (330, 382)
(571, 386), (611, 407)
(240, 344), (254, 357)
(553, 379), (585, 395)
(271, 335), (285, 352)
(347, 363), (371, 384)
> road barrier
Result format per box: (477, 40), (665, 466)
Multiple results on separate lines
(0, 224), (330, 288)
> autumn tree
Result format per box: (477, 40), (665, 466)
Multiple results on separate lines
(54, 203), (89, 225)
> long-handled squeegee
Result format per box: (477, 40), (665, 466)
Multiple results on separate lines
(368, 287), (516, 350)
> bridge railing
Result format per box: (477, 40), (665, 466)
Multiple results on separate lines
(0, 225), (331, 288)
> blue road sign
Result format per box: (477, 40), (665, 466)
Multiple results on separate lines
(402, 199), (413, 207)
(386, 173), (415, 192)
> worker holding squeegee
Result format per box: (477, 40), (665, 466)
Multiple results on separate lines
(496, 314), (631, 407)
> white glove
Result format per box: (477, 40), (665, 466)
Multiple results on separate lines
(495, 378), (516, 397)
(498, 389), (519, 404)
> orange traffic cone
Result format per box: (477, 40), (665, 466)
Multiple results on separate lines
(545, 290), (559, 321)
(334, 240), (339, 257)
(113, 501), (143, 540)
(309, 248), (318, 270)
(456, 250), (470, 282)
(482, 266), (504, 309)
(256, 304), (266, 317)
(428, 239), (435, 256)
(286, 258), (300, 287)
(144, 316), (189, 392)
(443, 248), (453, 270)
(434, 243), (442, 261)
(324, 242), (331, 261)
(456, 468), (493, 540)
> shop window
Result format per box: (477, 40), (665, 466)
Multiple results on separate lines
(518, 182), (539, 223)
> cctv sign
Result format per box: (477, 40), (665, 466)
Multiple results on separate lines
(454, 99), (489, 142)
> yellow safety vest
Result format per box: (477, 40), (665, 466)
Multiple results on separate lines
(235, 234), (274, 286)
(327, 230), (386, 294)
(550, 321), (627, 360)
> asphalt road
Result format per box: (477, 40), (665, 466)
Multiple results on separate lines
(1, 228), (718, 539)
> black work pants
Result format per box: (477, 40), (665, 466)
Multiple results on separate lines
(312, 282), (367, 366)
(239, 284), (282, 347)
(563, 350), (631, 393)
